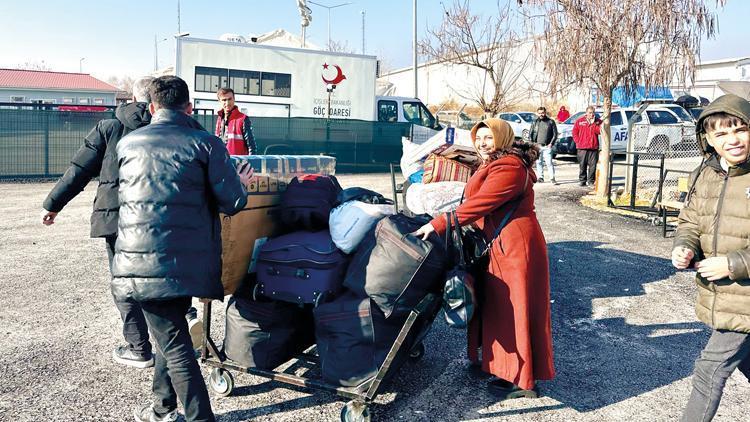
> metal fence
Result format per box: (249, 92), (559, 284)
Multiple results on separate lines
(626, 121), (702, 205)
(0, 109), (411, 179)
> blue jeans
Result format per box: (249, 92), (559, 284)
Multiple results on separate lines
(681, 329), (750, 422)
(535, 145), (555, 181)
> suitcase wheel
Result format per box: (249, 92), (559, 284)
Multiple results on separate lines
(408, 343), (425, 361)
(340, 400), (371, 422)
(313, 291), (326, 308)
(208, 368), (234, 397)
(252, 283), (263, 301)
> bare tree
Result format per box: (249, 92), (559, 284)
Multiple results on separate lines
(106, 76), (136, 99)
(327, 39), (355, 54)
(523, 0), (723, 197)
(420, 0), (534, 116)
(14, 60), (52, 71)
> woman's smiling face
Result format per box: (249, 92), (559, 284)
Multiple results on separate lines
(474, 126), (496, 160)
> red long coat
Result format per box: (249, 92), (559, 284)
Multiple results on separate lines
(430, 154), (555, 390)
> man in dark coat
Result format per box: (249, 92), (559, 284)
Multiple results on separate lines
(529, 106), (558, 184)
(41, 76), (157, 368)
(114, 75), (252, 422)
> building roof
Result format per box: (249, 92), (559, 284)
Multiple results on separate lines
(0, 68), (119, 92)
(698, 56), (750, 66)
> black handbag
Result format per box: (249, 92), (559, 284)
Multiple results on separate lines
(442, 211), (478, 329)
(457, 168), (529, 269)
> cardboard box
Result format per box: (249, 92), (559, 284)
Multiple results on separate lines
(220, 155), (335, 295)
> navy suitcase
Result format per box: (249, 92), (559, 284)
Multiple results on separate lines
(255, 230), (349, 305)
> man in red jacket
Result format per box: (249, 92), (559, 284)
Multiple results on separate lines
(572, 106), (602, 186)
(215, 87), (257, 155)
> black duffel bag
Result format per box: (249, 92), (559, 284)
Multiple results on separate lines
(223, 296), (314, 370)
(314, 292), (408, 387)
(342, 213), (447, 318)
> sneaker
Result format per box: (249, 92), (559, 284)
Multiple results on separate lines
(133, 404), (181, 422)
(579, 181), (586, 186)
(551, 178), (558, 185)
(113, 345), (154, 369)
(187, 310), (204, 350)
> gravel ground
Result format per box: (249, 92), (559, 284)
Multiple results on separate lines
(1, 160), (748, 421)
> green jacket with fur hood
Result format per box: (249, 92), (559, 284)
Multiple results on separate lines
(674, 94), (750, 333)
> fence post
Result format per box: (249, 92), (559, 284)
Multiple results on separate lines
(43, 111), (50, 177)
(630, 153), (639, 209)
(607, 152), (615, 206)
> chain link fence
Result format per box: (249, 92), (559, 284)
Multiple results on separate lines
(625, 120), (702, 207)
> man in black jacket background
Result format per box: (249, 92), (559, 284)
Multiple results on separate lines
(529, 106), (559, 184)
(41, 76), (157, 368)
(114, 76), (252, 422)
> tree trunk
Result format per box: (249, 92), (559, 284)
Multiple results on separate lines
(596, 95), (613, 198)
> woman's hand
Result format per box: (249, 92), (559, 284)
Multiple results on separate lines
(413, 223), (435, 241)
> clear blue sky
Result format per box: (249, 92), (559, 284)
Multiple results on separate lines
(0, 0), (746, 81)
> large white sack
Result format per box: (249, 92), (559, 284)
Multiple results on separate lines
(329, 201), (395, 254)
(405, 181), (466, 217)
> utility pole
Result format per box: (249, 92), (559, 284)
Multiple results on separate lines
(361, 10), (365, 54)
(413, 0), (418, 98)
(309, 1), (352, 50)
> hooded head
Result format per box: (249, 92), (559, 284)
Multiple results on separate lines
(470, 118), (515, 158)
(696, 94), (750, 159)
(470, 118), (539, 167)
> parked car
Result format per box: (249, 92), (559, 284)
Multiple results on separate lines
(497, 111), (536, 140)
(553, 106), (696, 158)
(436, 110), (478, 130)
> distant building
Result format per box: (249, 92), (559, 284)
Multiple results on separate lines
(672, 56), (750, 101)
(0, 68), (119, 105)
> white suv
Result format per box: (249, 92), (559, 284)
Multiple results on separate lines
(497, 112), (537, 140)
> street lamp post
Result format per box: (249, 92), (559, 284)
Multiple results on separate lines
(309, 1), (352, 49)
(79, 58), (85, 73)
(154, 35), (168, 72)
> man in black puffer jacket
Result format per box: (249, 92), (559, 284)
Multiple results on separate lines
(41, 76), (158, 369)
(114, 76), (252, 422)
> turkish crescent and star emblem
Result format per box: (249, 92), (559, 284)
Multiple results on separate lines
(322, 63), (346, 85)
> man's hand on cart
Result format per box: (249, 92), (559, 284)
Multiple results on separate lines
(236, 162), (255, 187)
(413, 222), (435, 241)
(41, 210), (58, 226)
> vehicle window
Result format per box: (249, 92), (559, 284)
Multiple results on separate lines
(511, 115), (522, 123)
(625, 111), (643, 123)
(403, 102), (436, 128)
(664, 105), (693, 122)
(519, 113), (536, 123)
(565, 112), (585, 124)
(499, 113), (510, 121)
(646, 110), (679, 124)
(689, 108), (703, 120)
(377, 100), (398, 122)
(609, 111), (623, 126)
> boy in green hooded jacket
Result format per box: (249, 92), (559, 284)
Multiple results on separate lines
(672, 94), (750, 422)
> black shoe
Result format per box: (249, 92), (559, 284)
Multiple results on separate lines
(538, 177), (545, 183)
(579, 181), (587, 186)
(487, 379), (539, 400)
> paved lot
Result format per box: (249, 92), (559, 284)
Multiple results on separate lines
(1, 159), (748, 421)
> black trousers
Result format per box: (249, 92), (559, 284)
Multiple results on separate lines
(577, 149), (599, 184)
(105, 236), (151, 357)
(140, 297), (215, 421)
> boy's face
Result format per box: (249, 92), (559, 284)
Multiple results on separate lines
(706, 122), (750, 166)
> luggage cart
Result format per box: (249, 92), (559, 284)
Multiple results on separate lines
(198, 293), (443, 422)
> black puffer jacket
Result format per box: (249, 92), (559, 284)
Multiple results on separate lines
(42, 102), (151, 237)
(111, 109), (248, 301)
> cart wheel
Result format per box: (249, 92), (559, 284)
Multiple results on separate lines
(408, 343), (425, 361)
(252, 283), (262, 301)
(340, 400), (371, 422)
(313, 292), (326, 308)
(208, 368), (234, 397)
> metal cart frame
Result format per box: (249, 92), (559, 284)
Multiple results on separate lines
(198, 293), (442, 422)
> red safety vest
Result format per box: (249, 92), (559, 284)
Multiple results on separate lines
(215, 107), (249, 155)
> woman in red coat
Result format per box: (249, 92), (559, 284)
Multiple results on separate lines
(415, 118), (555, 398)
(557, 105), (571, 123)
